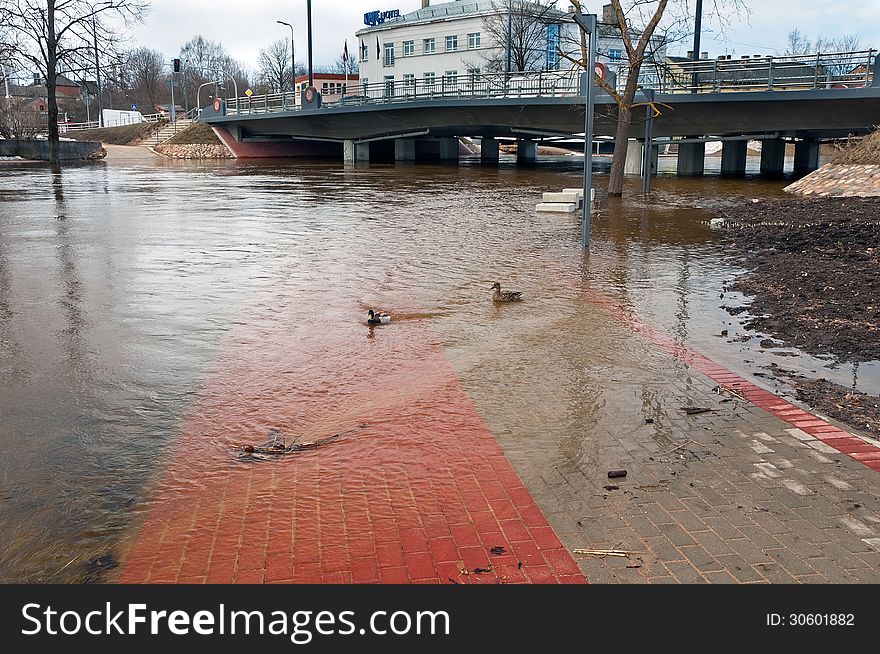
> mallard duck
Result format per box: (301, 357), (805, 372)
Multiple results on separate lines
(491, 282), (523, 302)
(367, 309), (391, 325)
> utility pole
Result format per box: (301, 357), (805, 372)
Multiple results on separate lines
(306, 0), (314, 88)
(276, 20), (296, 92)
(691, 0), (703, 92)
(92, 12), (104, 127)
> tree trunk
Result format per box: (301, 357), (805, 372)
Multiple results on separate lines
(46, 1), (60, 165)
(607, 72), (640, 196)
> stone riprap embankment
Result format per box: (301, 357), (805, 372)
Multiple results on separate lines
(155, 143), (234, 159)
(785, 163), (880, 197)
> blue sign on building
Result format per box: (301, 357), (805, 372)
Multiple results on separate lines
(364, 9), (400, 26)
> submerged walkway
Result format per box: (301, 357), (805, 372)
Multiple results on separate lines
(119, 300), (583, 584)
(119, 278), (880, 584)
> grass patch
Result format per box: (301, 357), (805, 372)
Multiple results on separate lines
(832, 128), (880, 165)
(164, 122), (222, 145)
(64, 122), (162, 145)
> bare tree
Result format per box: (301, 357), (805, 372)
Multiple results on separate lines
(785, 28), (862, 56)
(257, 38), (292, 93)
(179, 35), (250, 107)
(482, 1), (562, 72)
(0, 0), (148, 164)
(565, 0), (747, 197)
(0, 89), (45, 138)
(123, 46), (167, 110)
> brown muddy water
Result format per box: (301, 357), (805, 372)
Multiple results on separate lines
(0, 153), (869, 582)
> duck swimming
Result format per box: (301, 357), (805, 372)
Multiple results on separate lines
(367, 310), (391, 325)
(491, 282), (523, 302)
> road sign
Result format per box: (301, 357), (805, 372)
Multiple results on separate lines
(245, 88), (253, 97)
(131, 104), (137, 111)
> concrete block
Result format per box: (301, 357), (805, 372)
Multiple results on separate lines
(536, 203), (578, 213)
(542, 192), (581, 203)
(563, 188), (595, 201)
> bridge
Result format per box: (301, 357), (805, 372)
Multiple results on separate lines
(201, 50), (880, 176)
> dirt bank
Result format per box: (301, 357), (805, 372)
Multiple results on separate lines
(720, 196), (880, 362)
(719, 196), (880, 438)
(64, 122), (161, 145)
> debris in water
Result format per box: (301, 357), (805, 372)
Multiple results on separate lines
(489, 546), (507, 556)
(603, 484), (619, 491)
(682, 407), (713, 415)
(607, 470), (627, 479)
(231, 424), (368, 461)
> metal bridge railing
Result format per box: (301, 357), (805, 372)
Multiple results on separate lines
(224, 71), (582, 116)
(221, 49), (877, 116)
(639, 49), (877, 94)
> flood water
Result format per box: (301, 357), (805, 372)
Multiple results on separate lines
(0, 153), (868, 582)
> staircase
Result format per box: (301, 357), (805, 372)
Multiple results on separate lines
(154, 118), (193, 144)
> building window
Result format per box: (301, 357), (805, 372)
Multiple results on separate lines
(384, 43), (395, 67)
(403, 40), (415, 56)
(445, 35), (458, 52)
(468, 67), (482, 85)
(403, 73), (416, 87)
(423, 38), (435, 54)
(423, 72), (436, 85)
(468, 32), (481, 49)
(384, 75), (395, 97)
(546, 23), (561, 70)
(360, 41), (368, 62)
(609, 48), (623, 61)
(443, 70), (458, 86)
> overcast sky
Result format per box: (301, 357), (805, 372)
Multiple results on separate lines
(128, 0), (880, 70)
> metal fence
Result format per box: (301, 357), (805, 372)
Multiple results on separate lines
(221, 49), (877, 117)
(58, 111), (170, 132)
(225, 71), (582, 116)
(643, 49), (877, 93)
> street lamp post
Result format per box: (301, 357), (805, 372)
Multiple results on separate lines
(306, 0), (314, 88)
(507, 0), (513, 74)
(196, 80), (221, 115)
(91, 11), (104, 127)
(276, 20), (296, 93)
(691, 0), (703, 92)
(573, 10), (597, 249)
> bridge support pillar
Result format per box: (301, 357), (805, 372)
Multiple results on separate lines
(624, 140), (641, 175)
(677, 142), (705, 176)
(517, 139), (537, 163)
(794, 140), (820, 174)
(625, 140), (658, 176)
(343, 140), (370, 163)
(439, 138), (460, 162)
(721, 140), (748, 176)
(480, 137), (499, 164)
(394, 139), (416, 162)
(760, 139), (786, 176)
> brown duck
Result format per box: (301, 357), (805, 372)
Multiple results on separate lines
(491, 282), (523, 302)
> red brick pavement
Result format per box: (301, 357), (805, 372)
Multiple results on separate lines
(582, 288), (880, 474)
(119, 302), (585, 584)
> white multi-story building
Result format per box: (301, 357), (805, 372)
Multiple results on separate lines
(355, 0), (568, 95)
(354, 1), (666, 95)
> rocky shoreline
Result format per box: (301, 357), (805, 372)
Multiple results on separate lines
(154, 143), (233, 159)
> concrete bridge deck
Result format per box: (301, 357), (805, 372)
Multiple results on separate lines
(201, 66), (880, 175)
